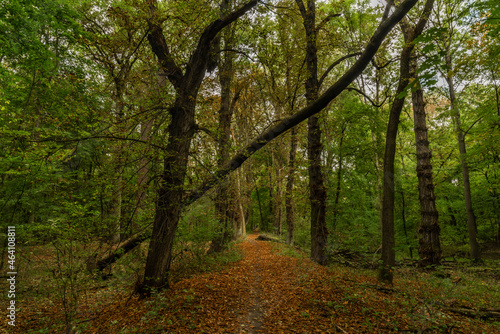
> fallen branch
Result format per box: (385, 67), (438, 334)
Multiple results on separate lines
(87, 232), (150, 272)
(256, 234), (282, 243)
(446, 306), (500, 320)
(335, 324), (349, 334)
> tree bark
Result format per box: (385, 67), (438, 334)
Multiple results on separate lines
(273, 164), (283, 235)
(410, 57), (441, 266)
(141, 100), (196, 293)
(139, 0), (259, 296)
(295, 0), (328, 265)
(379, 0), (435, 284)
(285, 128), (297, 245)
(332, 123), (346, 230)
(445, 71), (481, 262)
(210, 0), (239, 253)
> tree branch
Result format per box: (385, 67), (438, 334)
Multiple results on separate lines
(147, 0), (183, 90)
(32, 135), (167, 151)
(371, 57), (400, 70)
(182, 0), (259, 92)
(316, 12), (341, 32)
(294, 0), (307, 19)
(464, 117), (483, 137)
(318, 52), (362, 88)
(346, 87), (388, 107)
(183, 0), (420, 206)
(195, 124), (216, 139)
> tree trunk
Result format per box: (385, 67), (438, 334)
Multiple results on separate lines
(285, 128), (297, 245)
(332, 123), (346, 230)
(411, 58), (441, 266)
(136, 118), (153, 210)
(399, 154), (413, 259)
(308, 115), (328, 264)
(210, 2), (238, 252)
(87, 232), (150, 272)
(379, 0), (434, 283)
(140, 101), (196, 293)
(445, 72), (481, 262)
(296, 0), (328, 265)
(138, 0), (259, 296)
(273, 166), (283, 235)
(380, 90), (405, 284)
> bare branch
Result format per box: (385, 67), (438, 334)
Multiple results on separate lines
(316, 12), (341, 32)
(318, 52), (361, 88)
(464, 117), (483, 137)
(371, 57), (400, 70)
(346, 87), (388, 107)
(195, 124), (216, 139)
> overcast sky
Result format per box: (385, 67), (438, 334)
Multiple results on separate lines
(370, 0), (385, 8)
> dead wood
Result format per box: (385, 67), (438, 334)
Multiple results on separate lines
(87, 232), (150, 272)
(446, 306), (500, 320)
(256, 234), (282, 243)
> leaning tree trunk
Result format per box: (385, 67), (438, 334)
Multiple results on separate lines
(410, 56), (441, 266)
(141, 100), (196, 292)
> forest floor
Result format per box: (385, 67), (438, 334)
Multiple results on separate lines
(6, 233), (500, 333)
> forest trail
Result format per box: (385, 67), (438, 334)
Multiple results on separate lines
(14, 234), (500, 333)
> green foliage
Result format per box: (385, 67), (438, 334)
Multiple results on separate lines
(0, 2), (499, 331)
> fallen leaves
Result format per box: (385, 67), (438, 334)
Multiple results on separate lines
(6, 234), (500, 333)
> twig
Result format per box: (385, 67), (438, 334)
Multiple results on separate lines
(335, 324), (349, 334)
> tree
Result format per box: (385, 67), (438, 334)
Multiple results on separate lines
(186, 0), (420, 226)
(409, 52), (442, 266)
(379, 0), (435, 284)
(209, 0), (243, 253)
(139, 0), (259, 295)
(429, 0), (483, 261)
(294, 0), (335, 265)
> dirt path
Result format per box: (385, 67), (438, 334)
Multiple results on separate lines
(239, 237), (265, 333)
(14, 234), (500, 333)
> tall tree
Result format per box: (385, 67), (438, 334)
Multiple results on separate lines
(139, 0), (259, 296)
(431, 0), (481, 261)
(379, 0), (435, 284)
(186, 0), (420, 225)
(409, 52), (442, 266)
(84, 0), (420, 285)
(294, 0), (337, 265)
(210, 0), (242, 253)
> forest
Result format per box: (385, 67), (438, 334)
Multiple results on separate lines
(1, 0), (499, 332)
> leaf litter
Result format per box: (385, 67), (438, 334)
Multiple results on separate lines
(7, 234), (500, 333)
